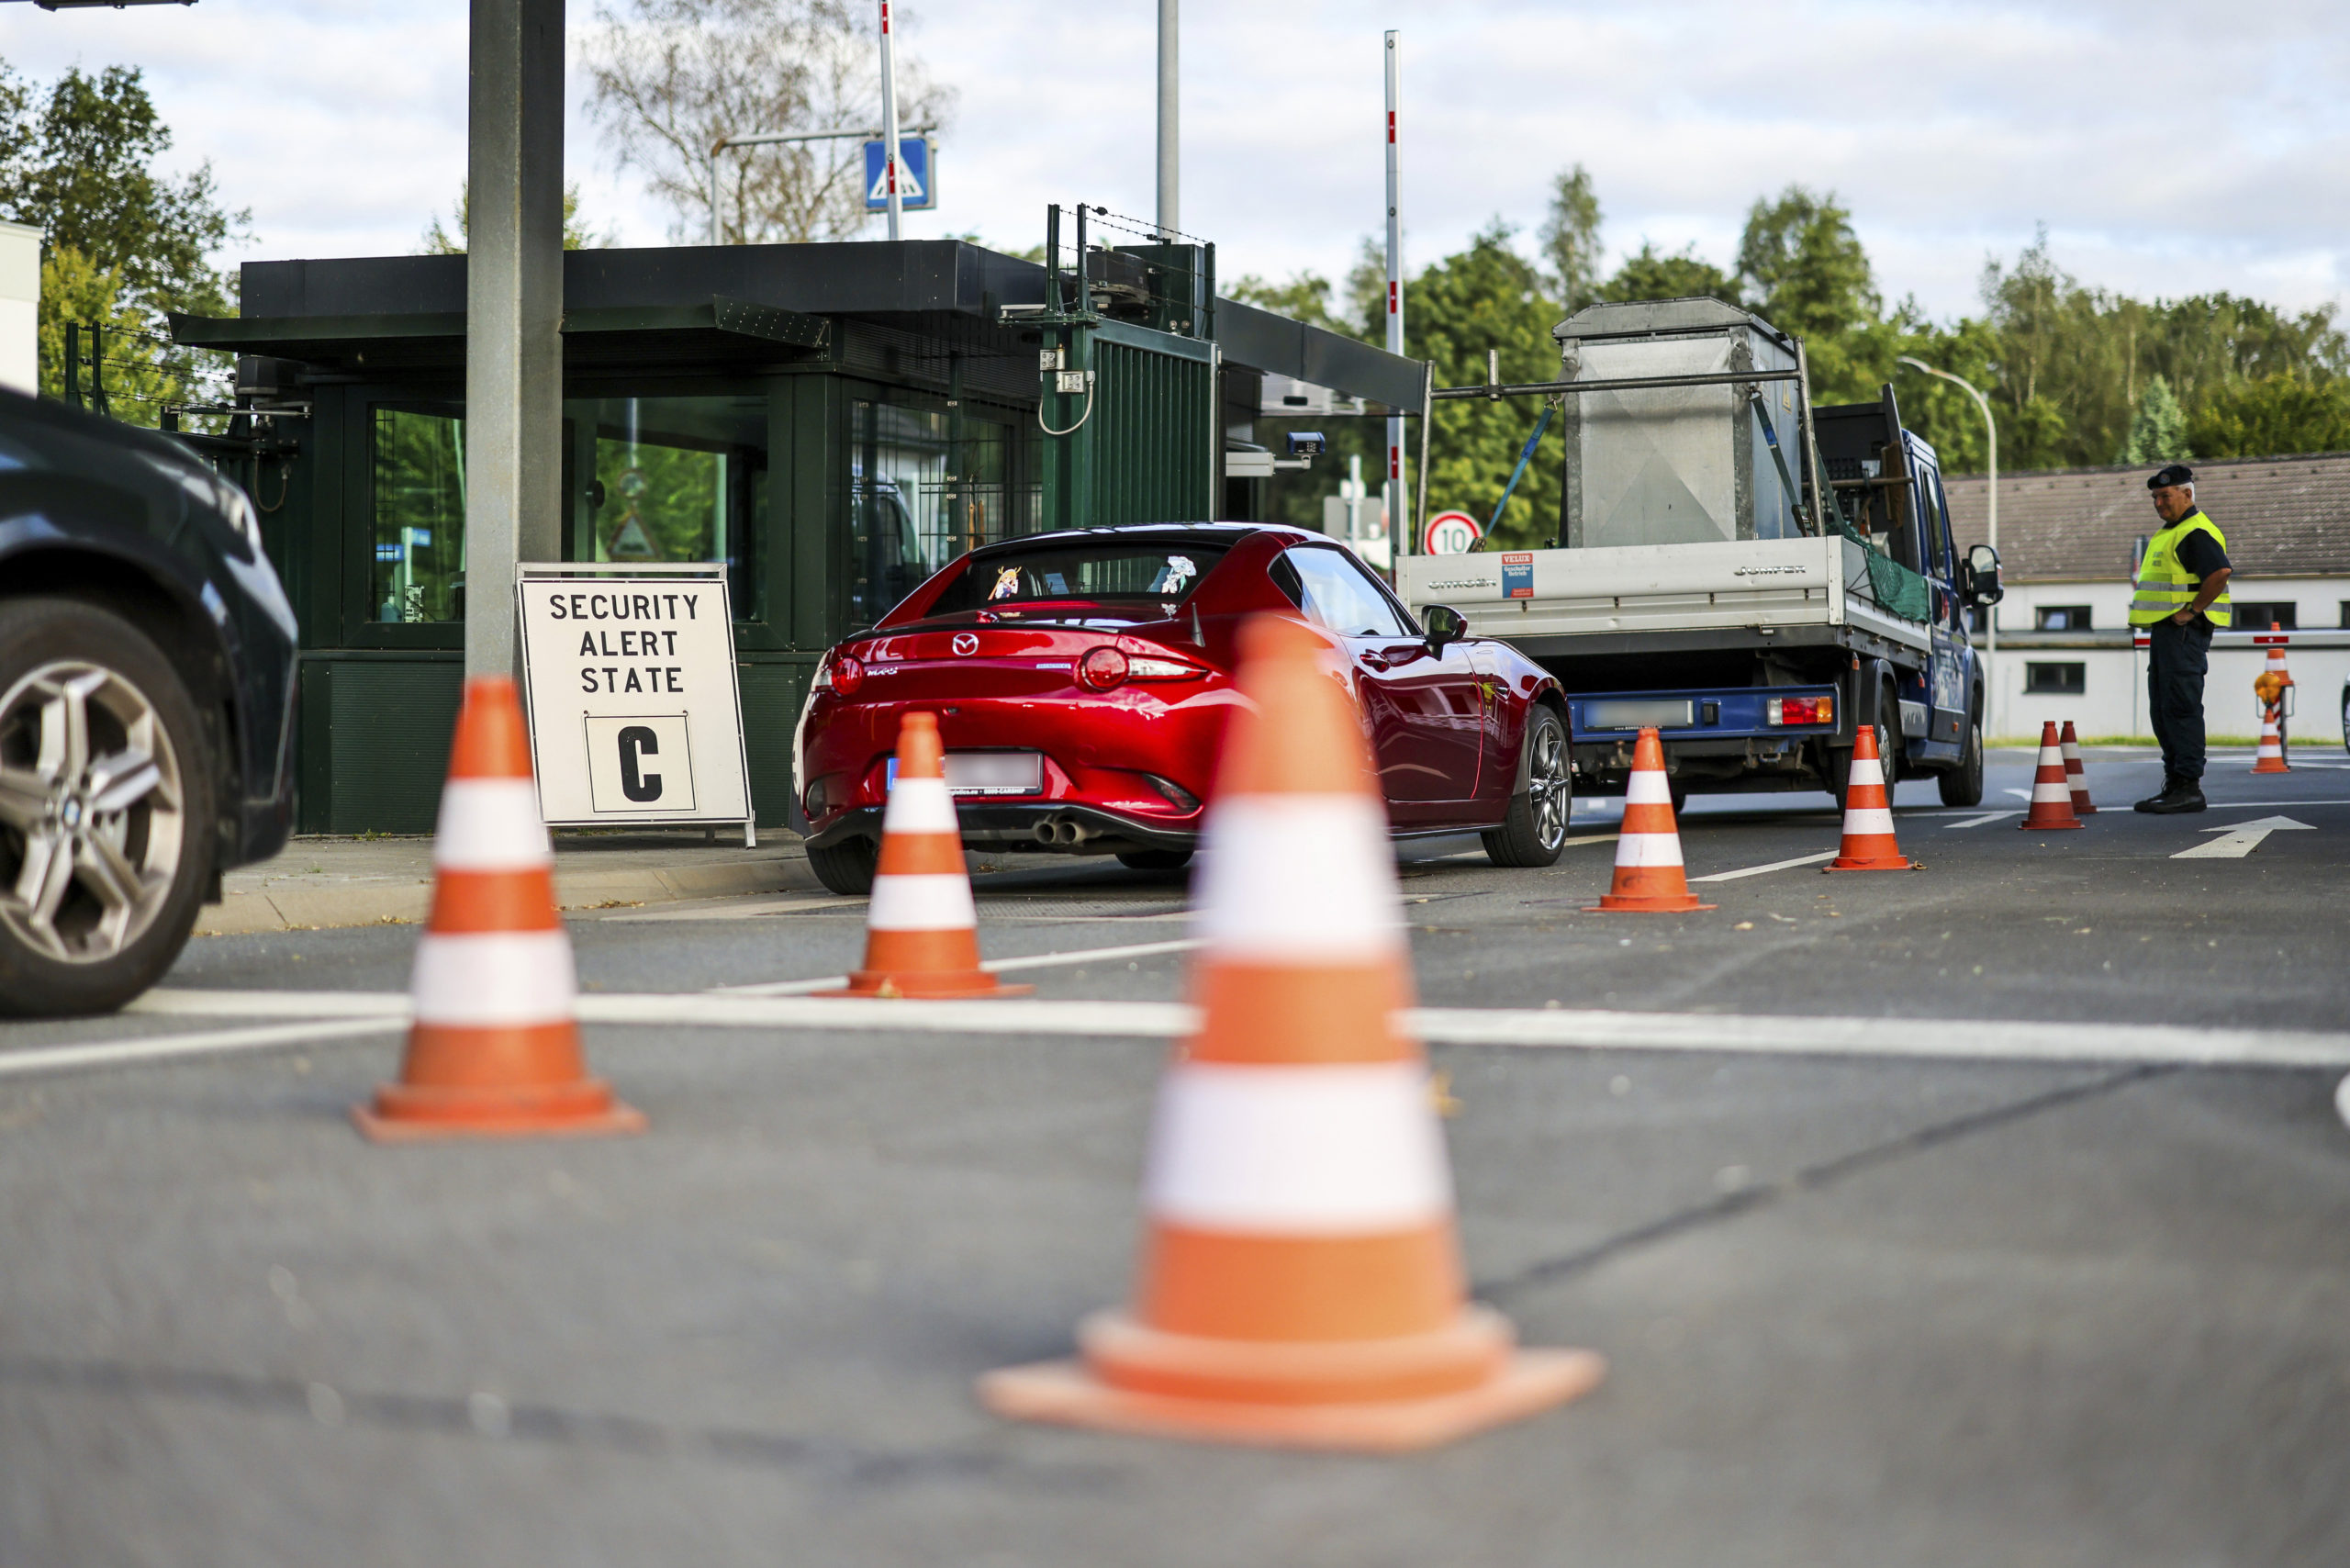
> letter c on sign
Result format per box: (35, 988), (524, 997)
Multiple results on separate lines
(617, 726), (662, 802)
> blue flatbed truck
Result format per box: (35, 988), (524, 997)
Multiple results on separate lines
(1395, 297), (2004, 811)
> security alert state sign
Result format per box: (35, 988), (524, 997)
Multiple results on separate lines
(517, 565), (755, 841)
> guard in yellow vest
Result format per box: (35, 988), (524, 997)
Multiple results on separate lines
(2129, 464), (2233, 812)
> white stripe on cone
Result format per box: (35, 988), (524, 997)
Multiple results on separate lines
(1841, 807), (1897, 836)
(2031, 781), (2072, 803)
(434, 781), (553, 869)
(1626, 770), (1673, 806)
(1193, 796), (1404, 958)
(1144, 1062), (1452, 1233)
(883, 776), (960, 834)
(1847, 757), (1884, 788)
(867, 873), (979, 931)
(411, 931), (576, 1025)
(1613, 832), (1685, 868)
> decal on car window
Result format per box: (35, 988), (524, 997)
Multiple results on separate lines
(990, 566), (1022, 600)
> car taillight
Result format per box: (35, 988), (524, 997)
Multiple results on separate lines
(1078, 646), (1129, 690)
(828, 655), (865, 696)
(1766, 695), (1831, 725)
(1127, 655), (1206, 680)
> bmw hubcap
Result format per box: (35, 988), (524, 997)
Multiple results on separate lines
(0, 661), (185, 964)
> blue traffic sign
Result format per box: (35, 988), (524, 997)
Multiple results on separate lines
(863, 137), (935, 212)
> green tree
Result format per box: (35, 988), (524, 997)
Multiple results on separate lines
(2116, 375), (2191, 465)
(1539, 164), (1604, 313)
(2188, 372), (2350, 458)
(1409, 221), (1564, 550)
(1601, 241), (1740, 308)
(1735, 185), (1901, 402)
(0, 60), (250, 415)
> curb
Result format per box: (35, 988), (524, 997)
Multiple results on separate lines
(196, 848), (814, 936)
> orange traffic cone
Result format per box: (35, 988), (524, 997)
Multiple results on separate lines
(1586, 727), (1713, 912)
(979, 615), (1605, 1450)
(2018, 721), (2083, 831)
(1825, 722), (1913, 870)
(2251, 711), (2289, 774)
(821, 711), (1029, 999)
(353, 677), (643, 1141)
(2060, 720), (2098, 813)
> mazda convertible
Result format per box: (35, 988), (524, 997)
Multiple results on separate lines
(791, 522), (1571, 894)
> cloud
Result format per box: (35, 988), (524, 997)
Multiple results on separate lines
(2, 0), (2342, 318)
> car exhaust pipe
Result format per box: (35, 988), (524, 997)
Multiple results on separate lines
(1033, 815), (1091, 846)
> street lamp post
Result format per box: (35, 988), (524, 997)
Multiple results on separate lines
(1897, 355), (1998, 738)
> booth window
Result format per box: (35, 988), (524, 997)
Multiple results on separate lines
(370, 407), (467, 623)
(2035, 604), (2093, 631)
(848, 401), (1032, 629)
(2024, 662), (2086, 695)
(571, 395), (767, 622)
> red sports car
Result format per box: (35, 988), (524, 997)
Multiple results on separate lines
(792, 523), (1571, 894)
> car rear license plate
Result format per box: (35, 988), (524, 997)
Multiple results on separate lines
(889, 751), (1044, 796)
(1586, 699), (1695, 731)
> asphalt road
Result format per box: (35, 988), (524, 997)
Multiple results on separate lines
(3, 751), (2347, 1565)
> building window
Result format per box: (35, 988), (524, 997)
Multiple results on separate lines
(2034, 604), (2093, 631)
(847, 400), (1031, 630)
(371, 406), (467, 623)
(2231, 600), (2296, 631)
(2024, 662), (2086, 695)
(2340, 601), (2350, 629)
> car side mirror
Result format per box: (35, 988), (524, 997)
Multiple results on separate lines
(1422, 603), (1469, 655)
(1964, 543), (2004, 606)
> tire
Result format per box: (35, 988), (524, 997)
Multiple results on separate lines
(0, 599), (216, 1017)
(2341, 688), (2348, 758)
(807, 835), (878, 895)
(1116, 849), (1192, 871)
(1825, 720), (1897, 811)
(1938, 710), (1986, 807)
(1483, 705), (1571, 868)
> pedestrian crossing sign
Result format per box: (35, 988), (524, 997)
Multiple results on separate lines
(864, 137), (935, 211)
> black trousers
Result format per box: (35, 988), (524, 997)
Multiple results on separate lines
(2147, 616), (2213, 782)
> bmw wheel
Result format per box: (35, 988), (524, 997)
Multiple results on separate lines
(1483, 705), (1570, 868)
(0, 600), (216, 1016)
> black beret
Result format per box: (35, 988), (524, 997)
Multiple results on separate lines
(2147, 464), (2194, 490)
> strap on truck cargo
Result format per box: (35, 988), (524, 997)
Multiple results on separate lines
(1751, 390), (1930, 623)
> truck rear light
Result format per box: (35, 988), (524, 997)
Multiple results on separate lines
(1766, 695), (1831, 726)
(1078, 646), (1130, 690)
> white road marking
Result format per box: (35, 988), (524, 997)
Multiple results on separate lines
(2206, 798), (2350, 808)
(2172, 815), (2314, 859)
(135, 989), (408, 1018)
(0, 1016), (403, 1079)
(85, 991), (2350, 1074)
(711, 935), (1205, 997)
(2001, 788), (2034, 801)
(1943, 810), (2022, 828)
(1689, 851), (1837, 882)
(1425, 834), (1618, 861)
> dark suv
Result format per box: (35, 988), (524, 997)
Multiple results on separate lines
(0, 387), (297, 1014)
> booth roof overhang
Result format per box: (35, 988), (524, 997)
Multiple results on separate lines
(171, 240), (1428, 411)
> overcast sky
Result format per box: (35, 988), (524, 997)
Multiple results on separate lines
(5, 0), (2345, 324)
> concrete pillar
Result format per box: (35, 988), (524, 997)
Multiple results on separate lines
(464, 0), (566, 679)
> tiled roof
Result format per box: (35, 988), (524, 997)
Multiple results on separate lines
(1942, 452), (2350, 581)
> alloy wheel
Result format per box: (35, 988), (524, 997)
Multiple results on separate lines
(0, 660), (186, 964)
(1527, 718), (1569, 852)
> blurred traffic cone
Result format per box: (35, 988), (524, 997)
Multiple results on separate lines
(2060, 721), (2098, 813)
(822, 711), (1028, 999)
(353, 677), (643, 1142)
(1825, 722), (1913, 870)
(1586, 727), (1713, 912)
(979, 614), (1605, 1451)
(2018, 721), (2083, 831)
(2251, 711), (2289, 774)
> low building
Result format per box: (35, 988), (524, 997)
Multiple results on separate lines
(1945, 454), (2350, 745)
(169, 239), (1421, 833)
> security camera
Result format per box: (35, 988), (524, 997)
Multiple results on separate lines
(1285, 431), (1326, 459)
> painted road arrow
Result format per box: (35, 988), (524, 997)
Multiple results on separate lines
(2172, 815), (2315, 859)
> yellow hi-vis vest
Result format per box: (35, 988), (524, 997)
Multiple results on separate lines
(2130, 511), (2232, 628)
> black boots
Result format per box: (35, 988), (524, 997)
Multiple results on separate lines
(2134, 776), (2208, 813)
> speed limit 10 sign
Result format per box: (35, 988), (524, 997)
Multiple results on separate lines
(517, 564), (755, 845)
(1422, 510), (1483, 554)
